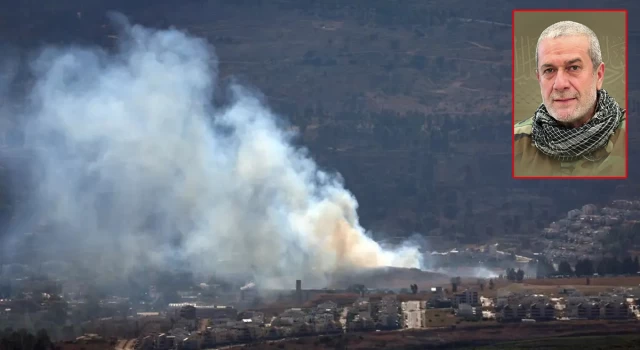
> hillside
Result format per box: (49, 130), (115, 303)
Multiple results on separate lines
(0, 0), (639, 247)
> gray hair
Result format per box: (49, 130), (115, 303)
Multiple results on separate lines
(535, 20), (602, 71)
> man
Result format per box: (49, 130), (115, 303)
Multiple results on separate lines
(514, 20), (626, 177)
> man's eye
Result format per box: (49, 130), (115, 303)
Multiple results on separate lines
(544, 68), (554, 74)
(569, 65), (580, 71)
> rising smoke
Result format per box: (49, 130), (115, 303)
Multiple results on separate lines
(0, 14), (423, 289)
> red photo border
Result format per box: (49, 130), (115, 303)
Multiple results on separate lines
(511, 9), (629, 180)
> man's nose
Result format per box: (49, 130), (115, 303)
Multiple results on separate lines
(553, 69), (570, 90)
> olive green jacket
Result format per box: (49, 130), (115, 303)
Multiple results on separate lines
(514, 116), (626, 177)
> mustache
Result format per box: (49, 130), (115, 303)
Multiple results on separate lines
(551, 93), (579, 100)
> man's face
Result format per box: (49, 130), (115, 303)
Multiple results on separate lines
(536, 35), (605, 126)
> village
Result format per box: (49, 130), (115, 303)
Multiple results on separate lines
(73, 276), (640, 350)
(5, 199), (640, 349)
(536, 200), (640, 264)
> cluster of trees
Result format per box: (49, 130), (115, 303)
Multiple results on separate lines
(504, 268), (525, 282)
(0, 329), (54, 350)
(556, 256), (640, 277)
(508, 256), (640, 281)
(450, 277), (461, 292)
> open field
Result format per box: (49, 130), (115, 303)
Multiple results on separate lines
(484, 276), (640, 297)
(427, 276), (640, 298)
(524, 276), (640, 287)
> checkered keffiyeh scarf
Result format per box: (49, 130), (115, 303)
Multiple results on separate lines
(531, 89), (625, 162)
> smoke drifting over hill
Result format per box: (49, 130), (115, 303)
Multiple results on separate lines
(0, 14), (423, 288)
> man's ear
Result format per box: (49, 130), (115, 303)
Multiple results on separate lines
(596, 63), (605, 90)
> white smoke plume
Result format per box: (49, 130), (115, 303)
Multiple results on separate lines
(1, 14), (423, 289)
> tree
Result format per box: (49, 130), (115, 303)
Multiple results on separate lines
(535, 258), (556, 278)
(34, 329), (51, 350)
(574, 259), (594, 276)
(558, 261), (573, 276)
(506, 268), (517, 281)
(410, 284), (418, 294)
(516, 269), (525, 282)
(596, 259), (608, 276)
(610, 258), (623, 275)
(488, 279), (494, 290)
(622, 256), (636, 275)
(450, 277), (460, 292)
(596, 257), (622, 276)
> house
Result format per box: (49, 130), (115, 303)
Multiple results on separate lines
(430, 287), (445, 299)
(570, 302), (600, 319)
(200, 330), (216, 348)
(316, 301), (338, 314)
(529, 303), (555, 320)
(456, 303), (481, 321)
(516, 304), (527, 319)
(498, 304), (527, 322)
(402, 309), (425, 328)
(401, 301), (426, 329)
(154, 333), (176, 350)
(401, 300), (427, 311)
(135, 336), (153, 350)
(277, 308), (308, 326)
(353, 297), (371, 313)
(348, 313), (375, 331)
(430, 298), (453, 308)
(195, 305), (237, 320)
(208, 327), (233, 345)
(229, 321), (261, 342)
(453, 289), (479, 306)
(602, 302), (632, 319)
(377, 312), (400, 329)
(238, 310), (265, 325)
(181, 335), (200, 350)
(313, 313), (337, 333)
(377, 295), (400, 329)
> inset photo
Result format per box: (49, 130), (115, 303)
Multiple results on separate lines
(512, 10), (627, 178)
